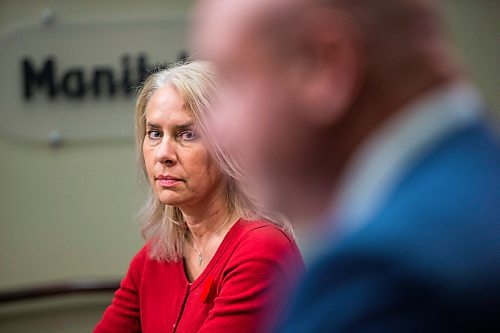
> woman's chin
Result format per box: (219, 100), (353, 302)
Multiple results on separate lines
(157, 193), (186, 207)
(159, 198), (180, 206)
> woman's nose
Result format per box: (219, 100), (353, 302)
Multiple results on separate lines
(156, 138), (177, 166)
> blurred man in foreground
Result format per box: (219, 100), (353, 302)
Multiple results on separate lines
(192, 0), (500, 331)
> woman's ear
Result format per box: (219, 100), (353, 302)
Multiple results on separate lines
(291, 7), (365, 127)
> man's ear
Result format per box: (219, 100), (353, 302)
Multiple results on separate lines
(291, 7), (365, 127)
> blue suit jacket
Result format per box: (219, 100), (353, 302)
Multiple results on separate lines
(277, 122), (500, 332)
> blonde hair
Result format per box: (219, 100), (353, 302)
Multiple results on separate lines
(135, 61), (293, 261)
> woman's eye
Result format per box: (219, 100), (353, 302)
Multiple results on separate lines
(147, 130), (162, 140)
(179, 130), (197, 141)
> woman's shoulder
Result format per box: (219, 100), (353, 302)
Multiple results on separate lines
(232, 218), (301, 259)
(222, 218), (304, 278)
(127, 244), (151, 271)
(128, 243), (173, 269)
(130, 243), (179, 267)
(125, 244), (181, 282)
(237, 218), (292, 241)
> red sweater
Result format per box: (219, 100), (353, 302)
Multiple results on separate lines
(94, 219), (304, 333)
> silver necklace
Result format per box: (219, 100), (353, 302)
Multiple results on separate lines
(191, 213), (232, 266)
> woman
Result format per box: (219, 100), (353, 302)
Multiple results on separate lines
(94, 61), (304, 333)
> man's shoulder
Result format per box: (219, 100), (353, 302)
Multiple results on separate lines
(301, 121), (500, 328)
(342, 121), (499, 255)
(379, 121), (499, 227)
(399, 121), (499, 188)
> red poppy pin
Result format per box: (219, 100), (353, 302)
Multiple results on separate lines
(200, 275), (215, 303)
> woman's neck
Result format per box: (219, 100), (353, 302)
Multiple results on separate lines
(179, 182), (234, 246)
(181, 193), (238, 281)
(184, 205), (232, 244)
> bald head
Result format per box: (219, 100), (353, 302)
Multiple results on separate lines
(194, 0), (455, 83)
(193, 0), (457, 118)
(191, 0), (460, 220)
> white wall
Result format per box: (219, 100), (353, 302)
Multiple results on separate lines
(443, 0), (499, 113)
(0, 1), (194, 331)
(0, 0), (195, 290)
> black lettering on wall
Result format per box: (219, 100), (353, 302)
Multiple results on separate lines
(138, 53), (154, 85)
(20, 52), (190, 102)
(92, 68), (115, 97)
(22, 57), (57, 99)
(121, 55), (133, 96)
(61, 69), (85, 99)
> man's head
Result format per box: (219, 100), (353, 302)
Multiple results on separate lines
(191, 0), (459, 222)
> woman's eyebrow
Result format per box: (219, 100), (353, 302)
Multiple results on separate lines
(145, 121), (195, 129)
(175, 122), (195, 130)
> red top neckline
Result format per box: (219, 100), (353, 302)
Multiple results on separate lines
(180, 218), (244, 289)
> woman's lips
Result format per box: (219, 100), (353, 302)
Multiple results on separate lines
(156, 175), (182, 187)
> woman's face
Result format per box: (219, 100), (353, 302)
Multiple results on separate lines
(142, 84), (226, 209)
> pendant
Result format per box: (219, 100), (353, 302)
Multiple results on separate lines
(198, 254), (203, 266)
